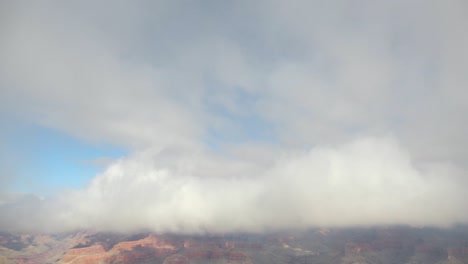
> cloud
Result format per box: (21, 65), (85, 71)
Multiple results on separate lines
(1, 1), (468, 232)
(0, 1), (204, 149)
(1, 136), (466, 233)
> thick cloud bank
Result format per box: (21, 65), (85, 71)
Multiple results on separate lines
(1, 137), (466, 233)
(1, 1), (468, 232)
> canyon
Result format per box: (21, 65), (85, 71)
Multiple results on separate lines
(1, 226), (468, 263)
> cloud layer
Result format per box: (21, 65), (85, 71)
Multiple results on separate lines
(1, 0), (468, 233)
(1, 136), (466, 233)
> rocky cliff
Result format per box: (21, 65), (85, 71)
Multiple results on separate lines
(2, 227), (468, 264)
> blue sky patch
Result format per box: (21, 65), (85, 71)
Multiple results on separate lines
(1, 119), (126, 194)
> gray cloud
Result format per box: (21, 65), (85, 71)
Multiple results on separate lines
(1, 0), (468, 232)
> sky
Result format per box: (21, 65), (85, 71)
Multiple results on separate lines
(0, 0), (468, 233)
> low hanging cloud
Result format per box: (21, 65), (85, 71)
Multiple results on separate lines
(1, 1), (468, 233)
(1, 136), (466, 233)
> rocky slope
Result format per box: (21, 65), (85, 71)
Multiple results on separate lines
(1, 226), (468, 263)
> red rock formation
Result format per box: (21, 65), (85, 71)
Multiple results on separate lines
(9, 232), (89, 264)
(113, 234), (176, 251)
(60, 234), (180, 264)
(59, 245), (115, 264)
(65, 245), (106, 256)
(67, 253), (116, 264)
(115, 247), (175, 263)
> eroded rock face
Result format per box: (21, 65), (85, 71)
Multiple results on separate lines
(113, 234), (176, 251)
(64, 245), (106, 256)
(59, 244), (116, 264)
(60, 246), (107, 263)
(0, 232), (89, 264)
(2, 227), (468, 264)
(59, 234), (179, 264)
(64, 253), (116, 264)
(57, 233), (259, 264)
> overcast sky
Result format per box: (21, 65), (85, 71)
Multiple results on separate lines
(1, 0), (468, 233)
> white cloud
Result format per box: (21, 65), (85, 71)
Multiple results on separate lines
(1, 1), (468, 232)
(1, 136), (466, 233)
